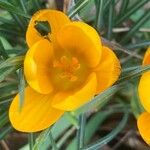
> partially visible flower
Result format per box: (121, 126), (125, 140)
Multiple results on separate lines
(9, 10), (121, 132)
(137, 47), (150, 144)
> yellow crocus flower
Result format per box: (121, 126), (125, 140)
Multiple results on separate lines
(138, 47), (150, 144)
(9, 10), (121, 132)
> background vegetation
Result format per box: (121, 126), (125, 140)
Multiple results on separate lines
(0, 0), (150, 149)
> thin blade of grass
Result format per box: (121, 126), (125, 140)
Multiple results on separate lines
(49, 131), (58, 150)
(18, 68), (25, 111)
(119, 65), (150, 82)
(119, 0), (129, 16)
(76, 84), (121, 115)
(0, 39), (9, 59)
(107, 0), (114, 39)
(83, 112), (129, 150)
(120, 11), (150, 44)
(68, 0), (91, 18)
(115, 0), (149, 25)
(64, 112), (79, 129)
(0, 1), (30, 18)
(28, 133), (35, 150)
(126, 41), (150, 49)
(94, 0), (104, 32)
(0, 126), (12, 140)
(77, 113), (86, 150)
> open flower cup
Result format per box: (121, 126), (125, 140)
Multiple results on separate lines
(9, 10), (121, 132)
(138, 47), (150, 144)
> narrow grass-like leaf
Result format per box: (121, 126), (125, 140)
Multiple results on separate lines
(119, 0), (129, 16)
(0, 55), (24, 69)
(32, 128), (57, 150)
(0, 17), (15, 25)
(107, 0), (114, 39)
(120, 11), (150, 44)
(33, 128), (52, 150)
(18, 68), (25, 111)
(10, 13), (26, 31)
(19, 0), (28, 14)
(28, 133), (35, 150)
(115, 0), (149, 25)
(0, 126), (12, 140)
(0, 26), (24, 37)
(83, 112), (129, 150)
(32, 0), (41, 10)
(131, 88), (144, 118)
(122, 66), (140, 73)
(49, 131), (58, 150)
(0, 99), (12, 105)
(64, 112), (79, 129)
(68, 0), (91, 18)
(0, 39), (9, 59)
(119, 65), (150, 82)
(30, 116), (71, 150)
(76, 84), (121, 115)
(77, 113), (86, 150)
(66, 109), (122, 150)
(57, 127), (75, 149)
(0, 66), (20, 82)
(0, 112), (8, 128)
(126, 41), (150, 49)
(0, 1), (30, 18)
(94, 0), (104, 32)
(0, 92), (17, 102)
(0, 81), (17, 89)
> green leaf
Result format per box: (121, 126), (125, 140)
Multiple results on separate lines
(19, 0), (28, 14)
(94, 0), (104, 32)
(66, 108), (122, 150)
(115, 0), (149, 25)
(32, 128), (58, 150)
(0, 66), (19, 82)
(18, 68), (26, 111)
(0, 112), (8, 128)
(131, 87), (144, 118)
(49, 131), (58, 150)
(0, 126), (12, 140)
(0, 39), (9, 59)
(77, 113), (86, 150)
(31, 116), (71, 150)
(119, 0), (129, 16)
(76, 84), (121, 115)
(0, 55), (24, 69)
(120, 10), (150, 44)
(33, 128), (52, 150)
(126, 41), (150, 49)
(107, 0), (115, 39)
(68, 0), (92, 18)
(0, 1), (30, 18)
(83, 112), (129, 150)
(64, 112), (79, 129)
(28, 133), (36, 150)
(119, 65), (150, 82)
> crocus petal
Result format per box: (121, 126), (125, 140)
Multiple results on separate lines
(52, 73), (97, 111)
(24, 39), (54, 94)
(9, 87), (64, 132)
(137, 112), (150, 144)
(138, 71), (150, 112)
(57, 22), (102, 68)
(26, 9), (70, 47)
(94, 46), (121, 94)
(143, 47), (150, 65)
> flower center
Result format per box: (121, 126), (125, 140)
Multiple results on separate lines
(53, 56), (80, 81)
